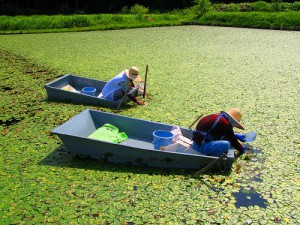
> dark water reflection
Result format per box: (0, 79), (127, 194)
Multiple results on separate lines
(233, 187), (267, 208)
(233, 145), (268, 208)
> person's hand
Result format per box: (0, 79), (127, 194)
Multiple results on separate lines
(136, 100), (144, 105)
(235, 133), (246, 142)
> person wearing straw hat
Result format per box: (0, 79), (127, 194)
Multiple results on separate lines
(192, 108), (247, 156)
(99, 66), (144, 105)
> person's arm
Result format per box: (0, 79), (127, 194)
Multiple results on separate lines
(119, 81), (144, 105)
(227, 131), (244, 153)
(127, 95), (144, 105)
(219, 120), (244, 153)
(234, 133), (246, 142)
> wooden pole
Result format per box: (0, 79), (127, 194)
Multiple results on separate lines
(193, 153), (227, 176)
(117, 90), (129, 109)
(188, 114), (203, 129)
(143, 65), (148, 98)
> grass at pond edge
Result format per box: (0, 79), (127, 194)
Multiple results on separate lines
(197, 11), (300, 31)
(0, 11), (299, 35)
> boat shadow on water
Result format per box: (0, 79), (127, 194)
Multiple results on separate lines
(39, 144), (233, 177)
(40, 97), (136, 110)
(40, 143), (268, 209)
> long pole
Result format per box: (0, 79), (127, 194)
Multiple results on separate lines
(143, 65), (148, 98)
(117, 88), (130, 109)
(193, 153), (227, 176)
(188, 114), (203, 129)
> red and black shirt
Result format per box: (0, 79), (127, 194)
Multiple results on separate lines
(193, 113), (243, 152)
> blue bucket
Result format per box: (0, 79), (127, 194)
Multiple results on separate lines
(82, 87), (96, 96)
(153, 130), (174, 150)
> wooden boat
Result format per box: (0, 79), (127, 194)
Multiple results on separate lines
(44, 74), (138, 108)
(51, 109), (235, 170)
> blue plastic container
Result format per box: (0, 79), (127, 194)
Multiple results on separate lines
(244, 131), (257, 142)
(82, 87), (96, 96)
(153, 130), (174, 150)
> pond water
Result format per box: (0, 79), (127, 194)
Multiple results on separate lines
(233, 187), (267, 208)
(0, 26), (299, 224)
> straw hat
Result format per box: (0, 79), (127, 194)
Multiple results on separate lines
(125, 66), (142, 82)
(223, 108), (244, 130)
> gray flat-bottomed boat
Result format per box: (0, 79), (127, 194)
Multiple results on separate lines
(45, 74), (137, 108)
(51, 109), (235, 170)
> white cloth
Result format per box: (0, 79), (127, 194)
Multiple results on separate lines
(161, 126), (200, 155)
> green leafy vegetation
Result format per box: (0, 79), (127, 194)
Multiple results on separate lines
(0, 13), (192, 34)
(129, 4), (150, 15)
(0, 26), (299, 224)
(0, 1), (299, 33)
(194, 1), (300, 30)
(193, 0), (213, 17)
(213, 1), (300, 12)
(198, 11), (300, 30)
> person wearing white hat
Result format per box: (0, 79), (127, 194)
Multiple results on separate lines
(100, 66), (144, 105)
(192, 108), (247, 156)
